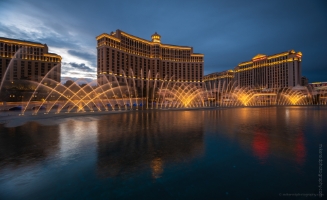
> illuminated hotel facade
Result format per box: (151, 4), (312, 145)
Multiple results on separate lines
(96, 30), (204, 88)
(0, 37), (61, 84)
(204, 50), (303, 90)
(234, 50), (302, 89)
(203, 70), (234, 91)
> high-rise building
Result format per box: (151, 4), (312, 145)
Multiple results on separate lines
(309, 82), (327, 89)
(301, 76), (309, 86)
(233, 50), (302, 89)
(96, 30), (204, 88)
(0, 37), (61, 84)
(203, 70), (234, 91)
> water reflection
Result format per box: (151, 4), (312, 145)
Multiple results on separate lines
(295, 132), (306, 165)
(252, 129), (269, 164)
(203, 107), (310, 164)
(0, 107), (326, 199)
(151, 158), (163, 178)
(96, 111), (205, 178)
(0, 108), (315, 174)
(0, 122), (60, 169)
(58, 118), (98, 160)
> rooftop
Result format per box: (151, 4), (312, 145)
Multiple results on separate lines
(238, 50), (299, 65)
(96, 30), (204, 55)
(0, 37), (44, 46)
(204, 70), (234, 77)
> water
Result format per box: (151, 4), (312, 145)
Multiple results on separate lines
(0, 107), (326, 199)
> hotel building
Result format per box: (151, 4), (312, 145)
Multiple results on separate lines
(203, 70), (234, 91)
(234, 50), (302, 89)
(301, 76), (308, 86)
(0, 37), (61, 84)
(205, 50), (303, 90)
(308, 82), (327, 105)
(309, 82), (327, 90)
(96, 30), (204, 88)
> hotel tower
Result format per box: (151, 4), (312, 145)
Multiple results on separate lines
(204, 50), (302, 90)
(0, 37), (61, 84)
(96, 30), (204, 88)
(204, 70), (235, 91)
(234, 50), (302, 89)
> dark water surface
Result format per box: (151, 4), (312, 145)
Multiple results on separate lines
(0, 107), (326, 199)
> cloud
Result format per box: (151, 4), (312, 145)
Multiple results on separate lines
(0, 21), (80, 51)
(60, 62), (96, 83)
(67, 50), (96, 64)
(1, 0), (326, 83)
(68, 62), (95, 72)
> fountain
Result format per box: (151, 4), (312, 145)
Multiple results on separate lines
(0, 60), (214, 115)
(1, 52), (327, 116)
(206, 81), (327, 107)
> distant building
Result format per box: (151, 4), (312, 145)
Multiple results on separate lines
(96, 30), (204, 88)
(301, 76), (309, 86)
(0, 37), (61, 84)
(203, 70), (234, 91)
(309, 82), (327, 90)
(308, 82), (327, 105)
(233, 50), (302, 89)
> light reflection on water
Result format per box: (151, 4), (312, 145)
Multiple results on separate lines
(59, 119), (98, 160)
(0, 107), (326, 199)
(96, 111), (205, 178)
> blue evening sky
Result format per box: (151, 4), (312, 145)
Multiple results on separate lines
(0, 0), (326, 82)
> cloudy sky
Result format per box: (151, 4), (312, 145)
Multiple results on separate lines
(0, 0), (326, 82)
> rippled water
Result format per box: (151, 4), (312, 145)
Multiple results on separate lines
(0, 107), (326, 199)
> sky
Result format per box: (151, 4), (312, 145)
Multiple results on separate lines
(0, 0), (326, 83)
